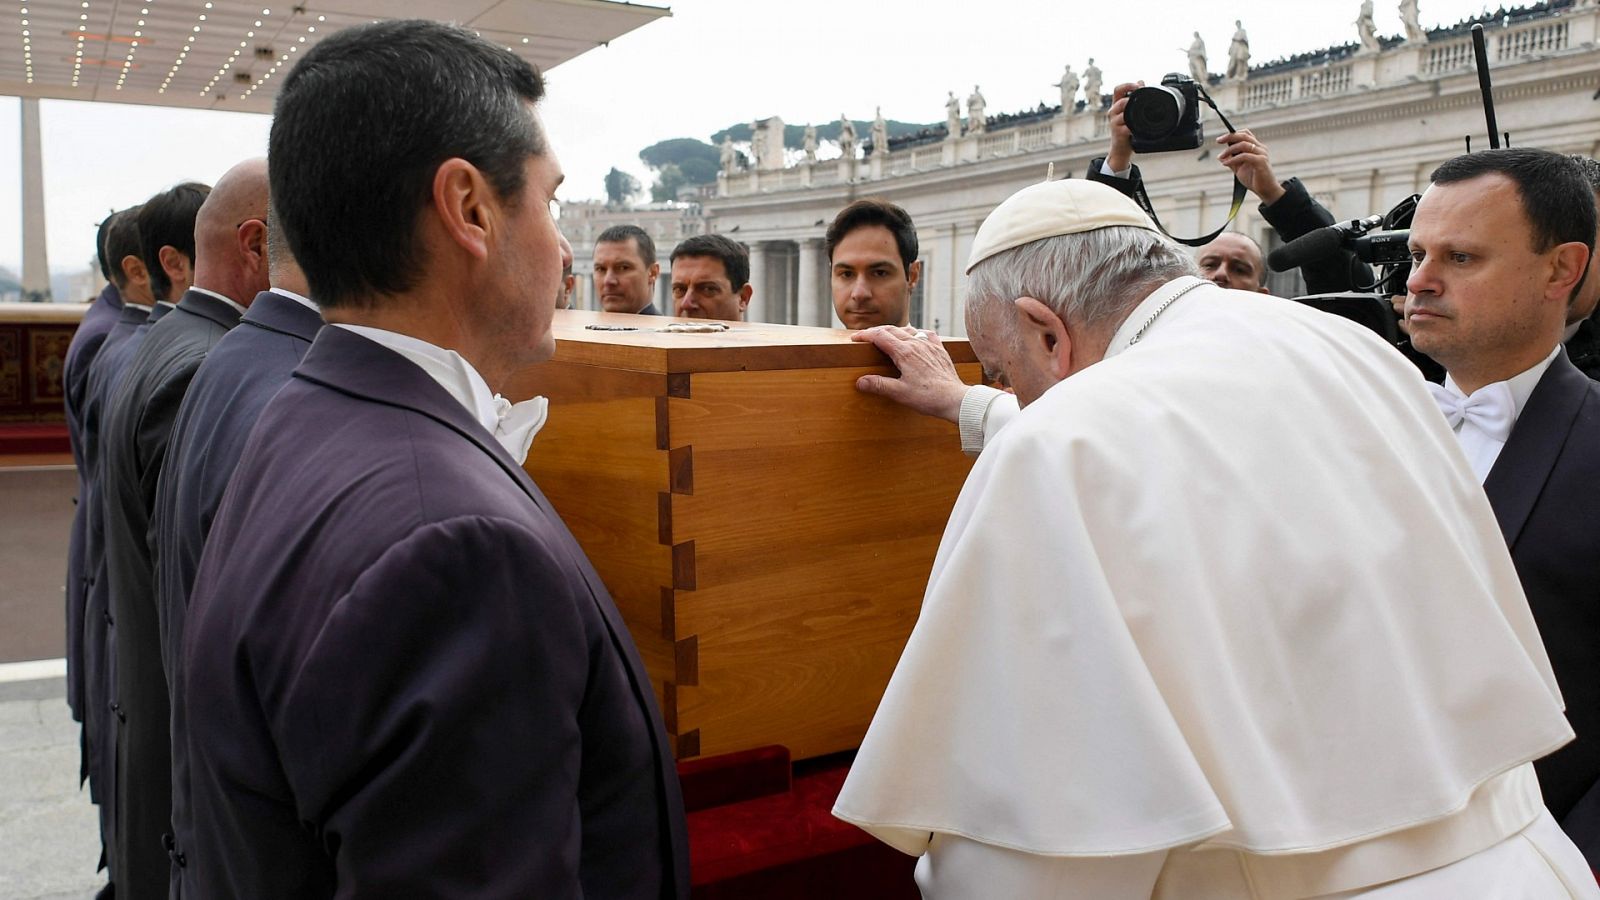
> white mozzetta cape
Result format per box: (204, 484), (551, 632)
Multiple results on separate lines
(835, 277), (1570, 865)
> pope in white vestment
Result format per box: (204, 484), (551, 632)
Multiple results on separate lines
(833, 179), (1598, 898)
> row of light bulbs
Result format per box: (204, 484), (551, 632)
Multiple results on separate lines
(20, 6), (540, 101)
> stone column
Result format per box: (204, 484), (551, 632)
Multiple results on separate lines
(21, 99), (50, 303)
(745, 240), (769, 323)
(796, 238), (826, 327)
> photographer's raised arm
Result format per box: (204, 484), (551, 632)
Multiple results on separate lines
(1085, 82), (1146, 200)
(1217, 129), (1373, 293)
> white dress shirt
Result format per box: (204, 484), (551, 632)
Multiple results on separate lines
(331, 325), (547, 465)
(1434, 346), (1559, 483)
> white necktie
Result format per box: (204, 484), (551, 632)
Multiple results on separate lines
(490, 394), (549, 466)
(1425, 381), (1514, 443)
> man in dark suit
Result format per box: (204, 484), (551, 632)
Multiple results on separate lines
(1405, 147), (1600, 864)
(64, 210), (129, 730)
(100, 160), (268, 899)
(154, 223), (319, 897)
(76, 185), (204, 892)
(593, 224), (664, 315)
(178, 21), (687, 898)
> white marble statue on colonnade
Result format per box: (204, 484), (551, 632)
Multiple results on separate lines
(838, 114), (857, 159)
(748, 120), (765, 170)
(1187, 33), (1208, 85)
(871, 108), (890, 158)
(967, 86), (987, 134)
(1057, 64), (1080, 113)
(719, 135), (738, 173)
(946, 91), (962, 136)
(1082, 59), (1103, 110)
(1400, 0), (1426, 42)
(1227, 21), (1250, 79)
(1357, 0), (1382, 52)
(803, 124), (818, 163)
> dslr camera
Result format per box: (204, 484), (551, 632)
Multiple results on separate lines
(1124, 74), (1203, 153)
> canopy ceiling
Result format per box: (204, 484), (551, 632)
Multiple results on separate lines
(1, 0), (670, 113)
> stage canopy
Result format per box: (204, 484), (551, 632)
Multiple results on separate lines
(1, 0), (670, 114)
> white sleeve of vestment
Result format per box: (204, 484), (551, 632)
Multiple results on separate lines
(914, 834), (1167, 899)
(957, 386), (1021, 457)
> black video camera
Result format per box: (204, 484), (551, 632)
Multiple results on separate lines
(1124, 74), (1204, 153)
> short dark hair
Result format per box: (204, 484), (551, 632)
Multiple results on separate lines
(596, 224), (656, 267)
(136, 182), (211, 301)
(825, 199), (919, 271)
(671, 234), (750, 290)
(95, 210), (117, 282)
(1431, 149), (1596, 255)
(269, 19), (546, 309)
(103, 205), (144, 290)
(1571, 155), (1600, 198)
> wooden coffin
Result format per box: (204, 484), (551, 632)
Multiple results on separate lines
(507, 310), (980, 760)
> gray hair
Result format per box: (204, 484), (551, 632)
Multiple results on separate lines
(966, 226), (1198, 339)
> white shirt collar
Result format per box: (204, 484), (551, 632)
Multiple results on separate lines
(189, 286), (248, 316)
(330, 324), (547, 464)
(1440, 344), (1560, 426)
(124, 302), (153, 313)
(270, 288), (318, 312)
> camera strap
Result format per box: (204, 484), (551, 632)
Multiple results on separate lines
(1127, 87), (1250, 248)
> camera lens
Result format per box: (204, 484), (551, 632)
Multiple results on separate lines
(1125, 85), (1182, 139)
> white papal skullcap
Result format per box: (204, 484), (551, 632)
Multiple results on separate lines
(965, 178), (1158, 273)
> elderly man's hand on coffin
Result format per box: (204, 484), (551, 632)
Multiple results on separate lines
(851, 325), (968, 424)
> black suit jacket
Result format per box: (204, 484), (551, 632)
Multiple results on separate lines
(1482, 350), (1600, 853)
(77, 301), (167, 866)
(153, 291), (321, 896)
(179, 326), (689, 898)
(64, 282), (124, 723)
(100, 289), (241, 898)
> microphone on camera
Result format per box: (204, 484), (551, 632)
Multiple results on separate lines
(1267, 215), (1384, 272)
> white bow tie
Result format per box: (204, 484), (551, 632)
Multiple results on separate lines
(490, 394), (549, 466)
(1426, 381), (1514, 442)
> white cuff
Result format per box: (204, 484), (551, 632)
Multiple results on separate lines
(959, 385), (1006, 457)
(1099, 159), (1133, 180)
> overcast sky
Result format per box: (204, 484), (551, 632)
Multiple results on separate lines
(0, 0), (1500, 276)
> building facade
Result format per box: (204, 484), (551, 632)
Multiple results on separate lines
(565, 2), (1600, 334)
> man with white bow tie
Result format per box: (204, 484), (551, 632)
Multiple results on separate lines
(176, 20), (687, 899)
(1406, 147), (1600, 866)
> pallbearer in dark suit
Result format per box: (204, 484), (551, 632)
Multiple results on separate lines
(100, 162), (269, 900)
(155, 230), (321, 898)
(1406, 148), (1600, 864)
(75, 189), (196, 890)
(180, 21), (687, 898)
(64, 211), (129, 729)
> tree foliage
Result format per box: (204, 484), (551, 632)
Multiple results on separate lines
(604, 167), (641, 208)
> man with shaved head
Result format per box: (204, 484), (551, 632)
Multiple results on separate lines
(99, 157), (269, 899)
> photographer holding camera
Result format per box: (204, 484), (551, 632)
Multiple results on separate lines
(1087, 80), (1371, 296)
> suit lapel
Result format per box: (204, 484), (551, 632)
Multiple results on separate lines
(1483, 351), (1590, 548)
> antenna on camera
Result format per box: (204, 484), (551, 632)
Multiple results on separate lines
(1471, 24), (1504, 150)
